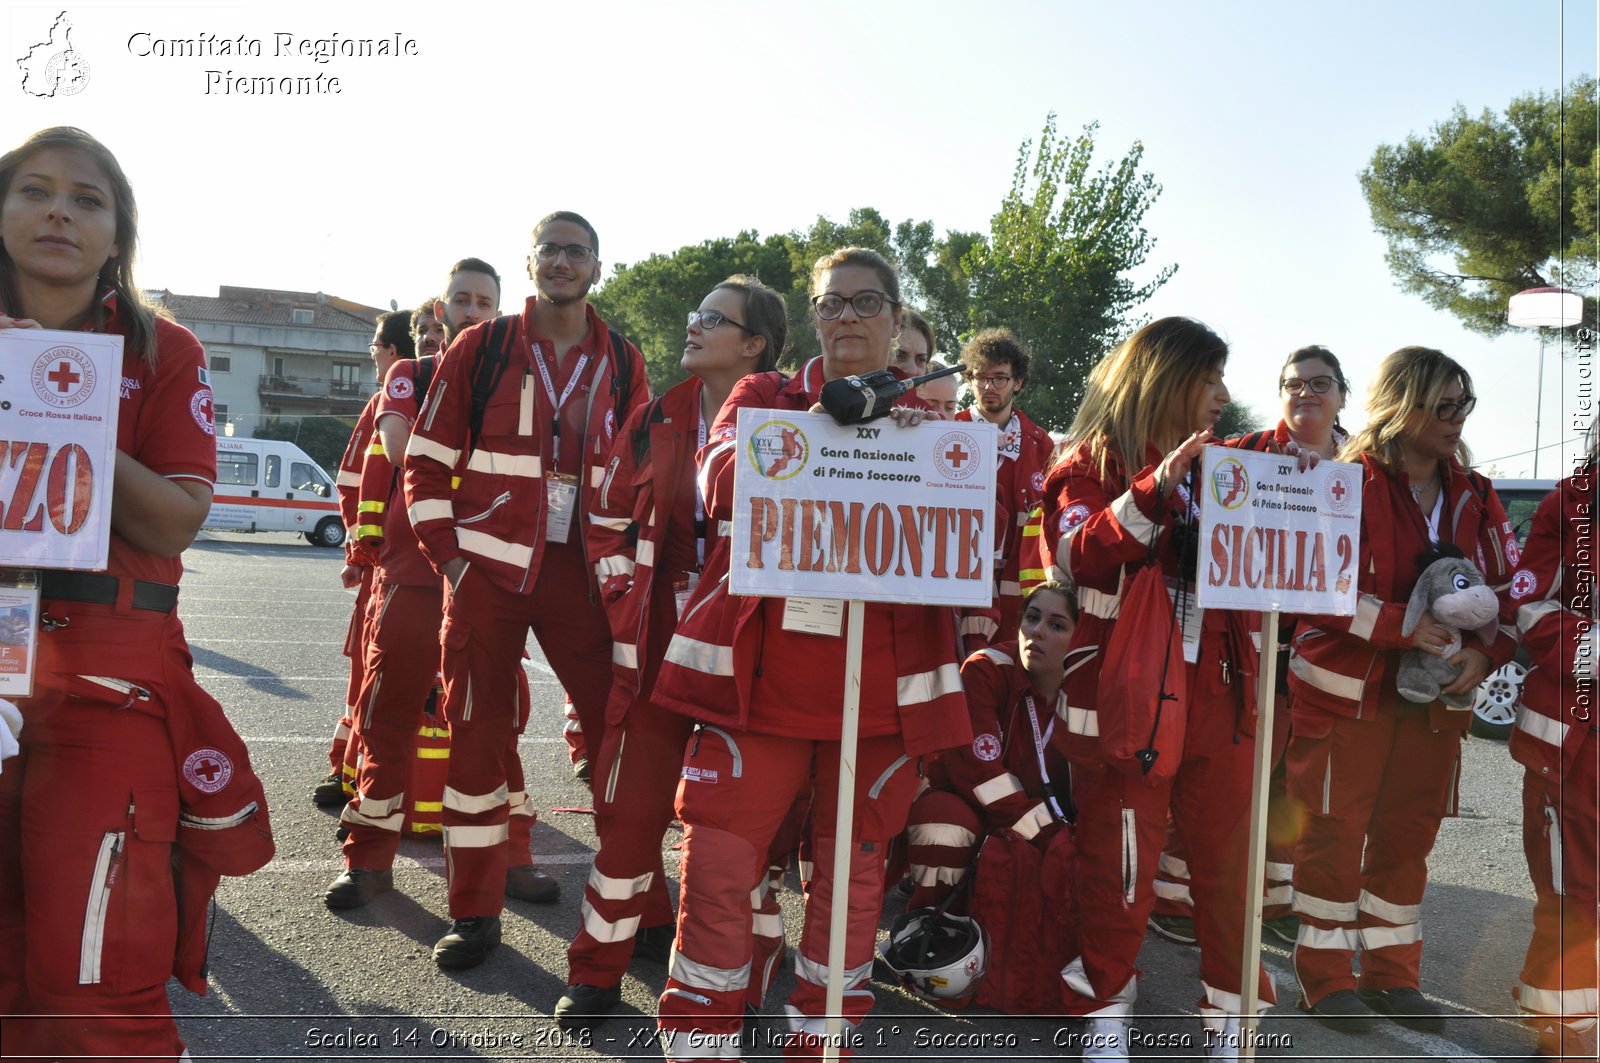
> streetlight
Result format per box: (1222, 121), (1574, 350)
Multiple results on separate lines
(1507, 286), (1584, 477)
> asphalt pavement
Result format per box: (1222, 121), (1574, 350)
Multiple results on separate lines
(167, 532), (1546, 1062)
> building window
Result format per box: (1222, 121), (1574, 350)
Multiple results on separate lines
(333, 362), (362, 395)
(213, 403), (229, 427)
(210, 355), (231, 373)
(291, 308), (315, 325)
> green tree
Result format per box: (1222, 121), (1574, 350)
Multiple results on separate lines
(590, 231), (796, 394)
(964, 114), (1176, 431)
(1216, 401), (1264, 438)
(1360, 76), (1598, 334)
(254, 414), (357, 472)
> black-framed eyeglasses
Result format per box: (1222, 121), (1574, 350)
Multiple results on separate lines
(369, 342), (388, 352)
(686, 309), (751, 333)
(1281, 375), (1336, 395)
(1431, 395), (1477, 421)
(812, 290), (897, 321)
(534, 242), (596, 264)
(972, 374), (1015, 390)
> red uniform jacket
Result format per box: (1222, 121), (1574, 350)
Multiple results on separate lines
(1040, 441), (1260, 765)
(403, 300), (649, 593)
(956, 407), (1055, 604)
(931, 642), (1070, 842)
(651, 358), (972, 757)
(360, 357), (441, 588)
(588, 377), (727, 725)
(1503, 472), (1595, 782)
(339, 396), (380, 567)
(1288, 456), (1518, 728)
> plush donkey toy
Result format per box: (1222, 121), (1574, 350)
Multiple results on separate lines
(1397, 552), (1500, 708)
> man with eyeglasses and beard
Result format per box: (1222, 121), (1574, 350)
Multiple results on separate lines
(405, 215), (649, 969)
(956, 328), (1057, 641)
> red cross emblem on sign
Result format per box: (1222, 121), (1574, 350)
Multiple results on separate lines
(944, 443), (969, 468)
(47, 361), (80, 393)
(1330, 480), (1347, 502)
(191, 757), (224, 785)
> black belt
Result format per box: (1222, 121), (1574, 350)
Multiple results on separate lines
(41, 571), (178, 613)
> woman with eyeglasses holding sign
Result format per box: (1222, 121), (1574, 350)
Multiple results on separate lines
(1040, 317), (1275, 1060)
(651, 248), (970, 1061)
(0, 127), (273, 1060)
(1286, 346), (1516, 1034)
(1150, 345), (1353, 947)
(555, 275), (786, 1031)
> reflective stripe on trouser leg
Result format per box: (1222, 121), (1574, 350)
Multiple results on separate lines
(748, 791), (814, 1011)
(569, 705), (691, 987)
(904, 788), (980, 910)
(782, 734), (921, 1057)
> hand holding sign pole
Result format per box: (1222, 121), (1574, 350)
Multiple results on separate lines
(731, 408), (995, 1060)
(1196, 446), (1360, 1056)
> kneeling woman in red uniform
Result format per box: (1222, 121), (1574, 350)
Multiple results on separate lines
(0, 128), (273, 1059)
(1041, 316), (1274, 1060)
(1504, 437), (1597, 1059)
(557, 275), (787, 1028)
(1287, 347), (1516, 1033)
(652, 248), (971, 1061)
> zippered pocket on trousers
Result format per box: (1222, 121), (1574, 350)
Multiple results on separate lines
(79, 830), (125, 984)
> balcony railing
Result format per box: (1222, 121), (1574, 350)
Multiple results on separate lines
(258, 374), (374, 405)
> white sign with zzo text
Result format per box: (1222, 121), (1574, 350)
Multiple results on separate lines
(730, 410), (997, 608)
(1196, 446), (1362, 616)
(0, 327), (123, 570)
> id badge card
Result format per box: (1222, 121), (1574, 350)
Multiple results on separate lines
(673, 572), (700, 619)
(0, 569), (41, 697)
(545, 474), (578, 544)
(1167, 578), (1204, 665)
(781, 596), (843, 637)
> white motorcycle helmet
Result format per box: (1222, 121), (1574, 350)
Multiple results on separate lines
(877, 907), (988, 1005)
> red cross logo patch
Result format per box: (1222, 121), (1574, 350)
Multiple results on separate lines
(1509, 569), (1538, 600)
(183, 747), (234, 794)
(972, 733), (1001, 761)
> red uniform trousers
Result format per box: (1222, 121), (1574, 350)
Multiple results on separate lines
(1286, 701), (1461, 1004)
(1517, 729), (1599, 1024)
(438, 543), (609, 917)
(658, 729), (920, 1062)
(340, 581), (444, 869)
(563, 690), (587, 768)
(1154, 704), (1297, 921)
(567, 700), (693, 986)
(1063, 700), (1276, 1021)
(0, 679), (190, 1059)
(904, 788), (982, 911)
(750, 794), (812, 1010)
(328, 566), (376, 787)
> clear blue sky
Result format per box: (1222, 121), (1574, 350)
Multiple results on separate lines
(7, 0), (1596, 475)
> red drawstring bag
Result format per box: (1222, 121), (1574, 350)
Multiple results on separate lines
(1096, 562), (1188, 784)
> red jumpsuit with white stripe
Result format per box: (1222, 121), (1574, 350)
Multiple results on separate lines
(0, 303), (274, 1060)
(567, 377), (719, 986)
(652, 359), (973, 1061)
(955, 407), (1054, 642)
(328, 398), (381, 792)
(1041, 441), (1275, 1030)
(904, 642), (1069, 908)
(1285, 457), (1516, 1006)
(404, 302), (648, 918)
(1152, 423), (1314, 926)
(1502, 472), (1598, 1031)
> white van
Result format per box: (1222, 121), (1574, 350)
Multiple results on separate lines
(207, 438), (345, 547)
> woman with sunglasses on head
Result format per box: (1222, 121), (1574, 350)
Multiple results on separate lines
(0, 128), (273, 1060)
(556, 275), (786, 1031)
(652, 248), (970, 1061)
(1041, 317), (1276, 1060)
(1150, 345), (1353, 947)
(1287, 346), (1517, 1034)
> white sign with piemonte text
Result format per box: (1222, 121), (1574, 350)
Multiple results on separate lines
(1196, 445), (1362, 616)
(0, 327), (123, 570)
(731, 409), (997, 607)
